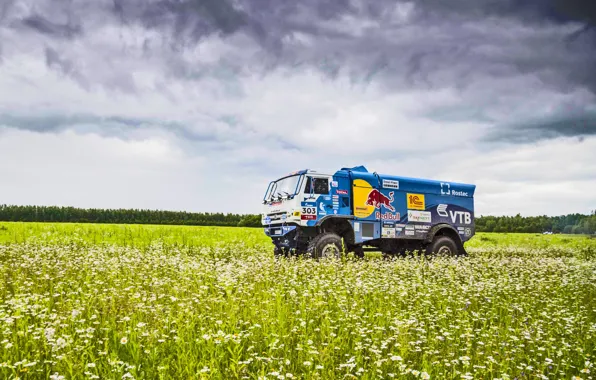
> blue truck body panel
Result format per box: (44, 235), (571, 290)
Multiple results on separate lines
(334, 166), (475, 243)
(263, 165), (476, 249)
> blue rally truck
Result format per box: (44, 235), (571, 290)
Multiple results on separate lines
(262, 165), (476, 258)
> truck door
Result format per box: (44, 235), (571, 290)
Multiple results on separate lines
(302, 175), (333, 225)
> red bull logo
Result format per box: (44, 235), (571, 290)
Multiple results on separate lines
(365, 189), (395, 212)
(375, 211), (400, 220)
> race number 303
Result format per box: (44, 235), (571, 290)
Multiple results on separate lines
(301, 206), (317, 220)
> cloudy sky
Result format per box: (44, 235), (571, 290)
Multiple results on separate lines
(1, 0), (595, 216)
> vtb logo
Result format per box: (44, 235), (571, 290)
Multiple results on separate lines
(407, 193), (425, 210)
(438, 204), (472, 224)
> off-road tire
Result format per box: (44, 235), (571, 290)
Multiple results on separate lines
(347, 244), (365, 259)
(307, 232), (343, 259)
(352, 247), (365, 259)
(274, 246), (289, 258)
(426, 235), (459, 256)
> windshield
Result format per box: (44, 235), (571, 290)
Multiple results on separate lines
(265, 175), (302, 201)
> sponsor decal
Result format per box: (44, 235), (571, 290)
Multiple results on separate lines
(366, 189), (395, 212)
(465, 228), (472, 237)
(375, 211), (401, 220)
(450, 210), (472, 225)
(331, 181), (338, 187)
(264, 216), (271, 224)
(415, 224), (430, 230)
(382, 179), (400, 189)
(301, 206), (317, 220)
(396, 224), (407, 228)
(437, 204), (448, 217)
(407, 193), (425, 210)
(353, 179), (379, 218)
(353, 179), (397, 218)
(382, 227), (396, 238)
(355, 206), (369, 215)
(319, 203), (327, 216)
(440, 182), (469, 197)
(440, 182), (451, 195)
(437, 204), (472, 224)
(282, 226), (296, 234)
(382, 221), (395, 227)
(354, 222), (360, 232)
(408, 210), (432, 223)
(405, 225), (414, 230)
(336, 189), (348, 195)
(301, 202), (316, 207)
(405, 230), (415, 236)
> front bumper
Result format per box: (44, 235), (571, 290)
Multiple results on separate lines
(263, 223), (303, 250)
(264, 224), (298, 238)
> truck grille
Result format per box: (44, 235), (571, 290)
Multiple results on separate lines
(267, 212), (286, 222)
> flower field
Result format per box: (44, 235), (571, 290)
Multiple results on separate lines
(0, 222), (595, 379)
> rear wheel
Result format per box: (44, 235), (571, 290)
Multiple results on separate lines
(348, 245), (365, 259)
(307, 232), (343, 259)
(426, 235), (459, 256)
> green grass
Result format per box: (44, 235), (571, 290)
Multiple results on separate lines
(0, 222), (594, 379)
(0, 222), (270, 250)
(1, 222), (594, 251)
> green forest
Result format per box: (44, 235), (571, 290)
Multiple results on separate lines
(0, 204), (262, 228)
(0, 205), (594, 234)
(474, 212), (596, 234)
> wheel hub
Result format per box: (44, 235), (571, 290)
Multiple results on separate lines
(438, 245), (452, 255)
(321, 243), (340, 258)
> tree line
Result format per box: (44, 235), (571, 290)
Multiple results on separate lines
(0, 204), (594, 234)
(0, 205), (262, 227)
(474, 211), (596, 234)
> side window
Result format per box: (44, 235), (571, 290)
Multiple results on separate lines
(314, 178), (329, 194)
(304, 177), (329, 195)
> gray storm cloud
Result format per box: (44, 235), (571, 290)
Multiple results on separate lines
(484, 109), (596, 143)
(3, 0), (595, 84)
(0, 0), (595, 145)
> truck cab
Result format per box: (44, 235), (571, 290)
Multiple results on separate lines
(262, 166), (476, 258)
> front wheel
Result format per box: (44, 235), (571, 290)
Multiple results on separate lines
(274, 246), (289, 258)
(425, 235), (460, 256)
(307, 232), (343, 259)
